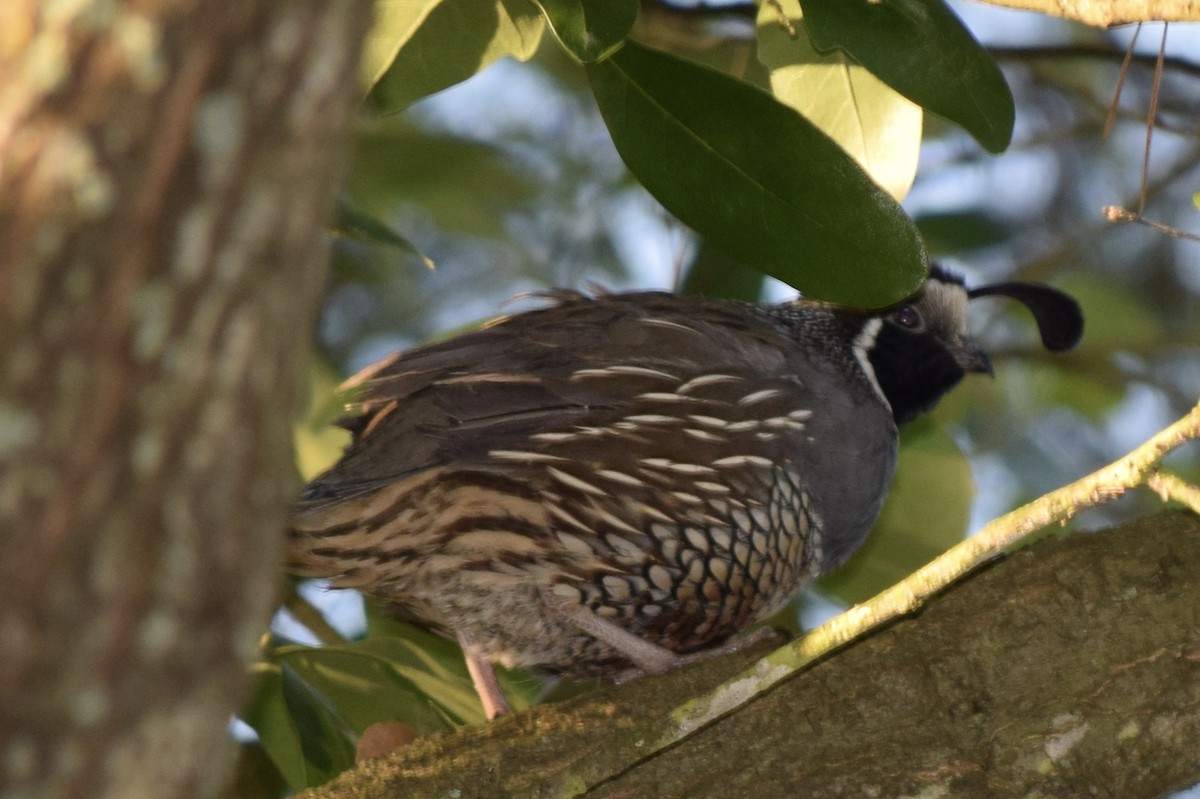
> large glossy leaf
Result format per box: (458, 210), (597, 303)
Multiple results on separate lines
(799, 0), (1014, 153)
(532, 0), (637, 63)
(680, 240), (766, 302)
(367, 0), (545, 113)
(819, 419), (973, 603)
(758, 0), (922, 202)
(361, 0), (443, 89)
(587, 41), (926, 307)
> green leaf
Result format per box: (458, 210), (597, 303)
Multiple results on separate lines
(1025, 360), (1124, 420)
(1054, 273), (1162, 348)
(587, 41), (926, 307)
(294, 357), (351, 481)
(915, 210), (1013, 254)
(363, 600), (540, 711)
(532, 0), (637, 63)
(240, 662), (358, 790)
(274, 640), (482, 730)
(757, 0), (922, 202)
(799, 0), (1014, 153)
(241, 665), (308, 792)
(819, 420), (972, 603)
(279, 664), (359, 787)
(361, 0), (444, 89)
(1193, 190), (1199, 211)
(680, 240), (765, 302)
(334, 198), (434, 269)
(346, 120), (536, 236)
(367, 0), (545, 113)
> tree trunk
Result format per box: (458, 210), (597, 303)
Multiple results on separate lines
(302, 511), (1200, 798)
(0, 3), (370, 798)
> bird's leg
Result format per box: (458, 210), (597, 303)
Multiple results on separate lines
(545, 590), (789, 683)
(456, 630), (511, 720)
(542, 591), (682, 674)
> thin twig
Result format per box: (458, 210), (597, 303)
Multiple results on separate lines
(1102, 205), (1200, 241)
(1105, 25), (1141, 140)
(1139, 24), (1169, 214)
(1147, 470), (1200, 514)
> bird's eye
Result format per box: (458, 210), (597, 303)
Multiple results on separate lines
(893, 305), (924, 331)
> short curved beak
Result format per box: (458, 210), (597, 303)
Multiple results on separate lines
(956, 343), (994, 376)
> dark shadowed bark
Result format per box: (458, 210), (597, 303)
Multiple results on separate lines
(303, 512), (1200, 799)
(0, 2), (370, 798)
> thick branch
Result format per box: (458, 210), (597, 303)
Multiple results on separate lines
(970, 0), (1200, 26)
(637, 0), (1200, 27)
(302, 512), (1200, 798)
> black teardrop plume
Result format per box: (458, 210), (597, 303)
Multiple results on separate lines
(967, 282), (1083, 352)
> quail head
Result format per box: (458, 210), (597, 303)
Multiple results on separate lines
(289, 265), (1083, 718)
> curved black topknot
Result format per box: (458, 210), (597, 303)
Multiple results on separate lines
(966, 281), (1084, 352)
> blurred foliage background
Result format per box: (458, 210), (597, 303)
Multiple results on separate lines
(232, 2), (1200, 795)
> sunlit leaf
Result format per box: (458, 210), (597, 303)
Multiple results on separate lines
(799, 0), (1014, 153)
(819, 420), (972, 603)
(633, 20), (772, 89)
(758, 0), (921, 202)
(367, 0), (545, 113)
(294, 357), (351, 481)
(361, 0), (444, 89)
(587, 41), (926, 307)
(532, 0), (637, 63)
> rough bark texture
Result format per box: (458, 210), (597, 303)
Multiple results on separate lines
(0, 2), (370, 798)
(304, 512), (1200, 798)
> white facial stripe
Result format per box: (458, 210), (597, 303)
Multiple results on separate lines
(852, 317), (889, 408)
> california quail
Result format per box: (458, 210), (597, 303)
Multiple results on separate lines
(289, 266), (1083, 718)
